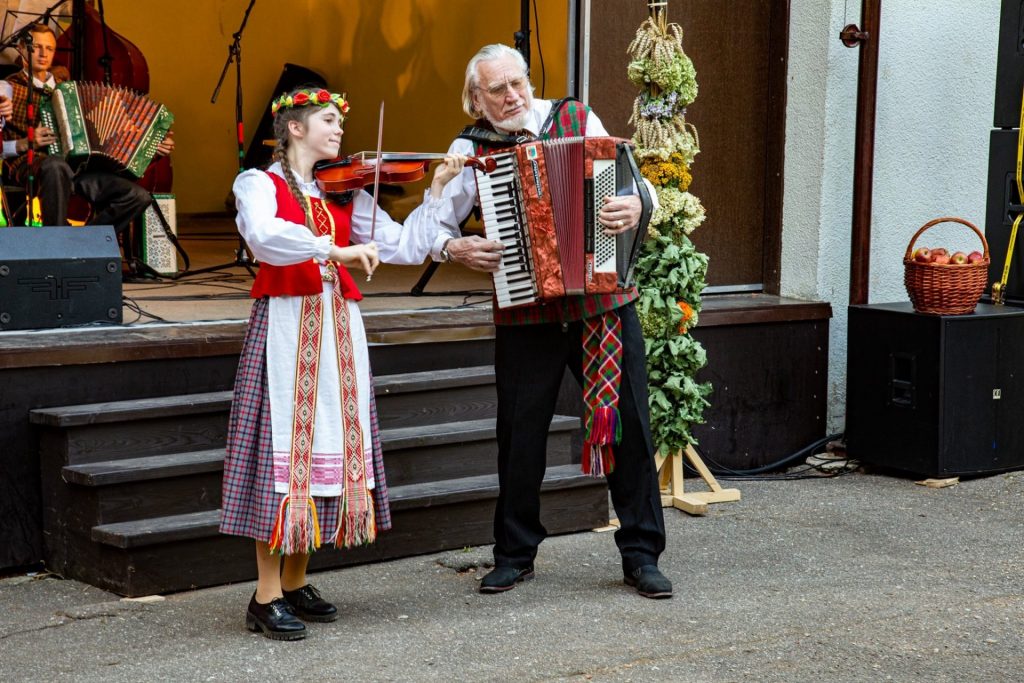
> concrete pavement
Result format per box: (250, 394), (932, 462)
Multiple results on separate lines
(1, 470), (1021, 682)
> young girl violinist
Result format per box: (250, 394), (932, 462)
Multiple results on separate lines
(219, 87), (466, 640)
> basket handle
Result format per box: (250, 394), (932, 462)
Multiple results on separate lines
(904, 216), (989, 261)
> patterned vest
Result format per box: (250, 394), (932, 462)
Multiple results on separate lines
(3, 68), (69, 185)
(249, 172), (361, 301)
(471, 100), (638, 326)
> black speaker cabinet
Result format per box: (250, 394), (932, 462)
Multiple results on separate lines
(0, 226), (122, 331)
(846, 303), (1024, 477)
(984, 129), (1024, 301)
(995, 0), (1024, 128)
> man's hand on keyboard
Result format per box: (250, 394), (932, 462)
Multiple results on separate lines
(446, 235), (504, 273)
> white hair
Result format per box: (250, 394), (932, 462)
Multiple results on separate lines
(461, 44), (531, 119)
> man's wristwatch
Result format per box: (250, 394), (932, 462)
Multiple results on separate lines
(440, 238), (454, 263)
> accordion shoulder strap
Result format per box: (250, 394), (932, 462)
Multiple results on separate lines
(456, 97), (587, 149)
(538, 97), (583, 138)
(456, 125), (525, 148)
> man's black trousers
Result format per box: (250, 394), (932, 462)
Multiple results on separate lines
(492, 302), (666, 573)
(36, 155), (151, 235)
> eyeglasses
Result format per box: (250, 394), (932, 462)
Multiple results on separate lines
(478, 77), (529, 100)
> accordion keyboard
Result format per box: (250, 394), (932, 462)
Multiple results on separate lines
(476, 153), (538, 308)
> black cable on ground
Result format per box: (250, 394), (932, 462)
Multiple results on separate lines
(689, 433), (848, 479)
(121, 296), (166, 324)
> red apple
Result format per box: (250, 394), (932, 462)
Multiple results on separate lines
(932, 247), (949, 257)
(913, 247), (932, 263)
(950, 251), (968, 265)
(967, 250), (984, 264)
(932, 253), (951, 265)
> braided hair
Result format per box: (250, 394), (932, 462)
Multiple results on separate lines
(271, 86), (351, 229)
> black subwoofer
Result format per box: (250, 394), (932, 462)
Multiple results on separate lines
(846, 303), (1024, 477)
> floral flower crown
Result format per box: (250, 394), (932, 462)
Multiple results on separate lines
(271, 89), (350, 117)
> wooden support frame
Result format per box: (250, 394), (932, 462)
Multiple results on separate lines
(656, 446), (741, 515)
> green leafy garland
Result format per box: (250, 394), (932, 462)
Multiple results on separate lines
(628, 12), (712, 456)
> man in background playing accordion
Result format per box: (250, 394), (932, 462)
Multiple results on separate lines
(433, 44), (672, 599)
(1, 23), (174, 235)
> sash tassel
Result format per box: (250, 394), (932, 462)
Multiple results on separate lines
(581, 311), (624, 477)
(269, 494), (322, 555)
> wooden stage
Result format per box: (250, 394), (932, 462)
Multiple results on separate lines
(0, 218), (832, 590)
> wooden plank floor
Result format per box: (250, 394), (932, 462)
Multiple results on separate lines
(123, 214), (494, 324)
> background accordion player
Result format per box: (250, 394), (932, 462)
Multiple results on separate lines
(473, 136), (653, 310)
(39, 81), (174, 178)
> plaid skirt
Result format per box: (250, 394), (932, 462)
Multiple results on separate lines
(219, 296), (392, 546)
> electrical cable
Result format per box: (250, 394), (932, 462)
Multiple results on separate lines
(690, 433), (848, 478)
(121, 296), (166, 324)
(532, 0), (545, 97)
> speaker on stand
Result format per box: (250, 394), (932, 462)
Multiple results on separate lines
(986, 0), (1024, 302)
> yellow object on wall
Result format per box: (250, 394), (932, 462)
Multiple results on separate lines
(103, 1), (568, 214)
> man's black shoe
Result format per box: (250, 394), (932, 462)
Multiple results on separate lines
(282, 584), (338, 623)
(624, 565), (673, 599)
(479, 565), (535, 593)
(245, 593), (307, 640)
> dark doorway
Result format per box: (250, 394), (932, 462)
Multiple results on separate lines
(577, 0), (789, 292)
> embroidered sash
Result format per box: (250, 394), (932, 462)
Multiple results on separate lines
(269, 195), (375, 554)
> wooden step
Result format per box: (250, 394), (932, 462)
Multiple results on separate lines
(58, 415), (578, 486)
(381, 414), (574, 450)
(62, 449), (225, 486)
(374, 365), (494, 394)
(53, 450), (225, 526)
(382, 415), (578, 486)
(56, 416), (580, 524)
(368, 336), (494, 375)
(30, 364), (496, 432)
(29, 392), (232, 428)
(372, 365), (497, 429)
(32, 364), (501, 463)
(35, 409), (230, 465)
(90, 464), (602, 550)
(64, 468), (606, 596)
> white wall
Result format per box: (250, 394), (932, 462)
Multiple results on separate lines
(781, 0), (1001, 431)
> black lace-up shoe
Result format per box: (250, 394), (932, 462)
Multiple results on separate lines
(246, 593), (307, 640)
(282, 584), (338, 622)
(479, 565), (535, 593)
(624, 565), (673, 599)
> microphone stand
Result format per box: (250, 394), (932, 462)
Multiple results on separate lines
(23, 31), (38, 226)
(514, 0), (530, 66)
(0, 0), (65, 52)
(186, 0), (257, 277)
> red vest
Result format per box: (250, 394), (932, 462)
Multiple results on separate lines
(250, 172), (362, 301)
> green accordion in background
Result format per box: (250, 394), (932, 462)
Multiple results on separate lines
(41, 81), (174, 179)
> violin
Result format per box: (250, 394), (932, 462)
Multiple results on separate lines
(313, 152), (496, 194)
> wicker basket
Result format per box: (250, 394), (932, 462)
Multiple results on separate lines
(903, 217), (989, 315)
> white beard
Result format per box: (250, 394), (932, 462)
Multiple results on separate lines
(487, 96), (532, 133)
(491, 111), (529, 133)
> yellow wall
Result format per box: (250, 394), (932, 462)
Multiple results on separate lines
(103, 0), (568, 213)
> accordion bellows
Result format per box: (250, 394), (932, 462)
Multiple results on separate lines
(41, 81), (174, 178)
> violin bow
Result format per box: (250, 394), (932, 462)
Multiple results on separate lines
(366, 101), (385, 281)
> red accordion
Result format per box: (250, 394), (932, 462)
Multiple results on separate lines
(472, 136), (652, 309)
